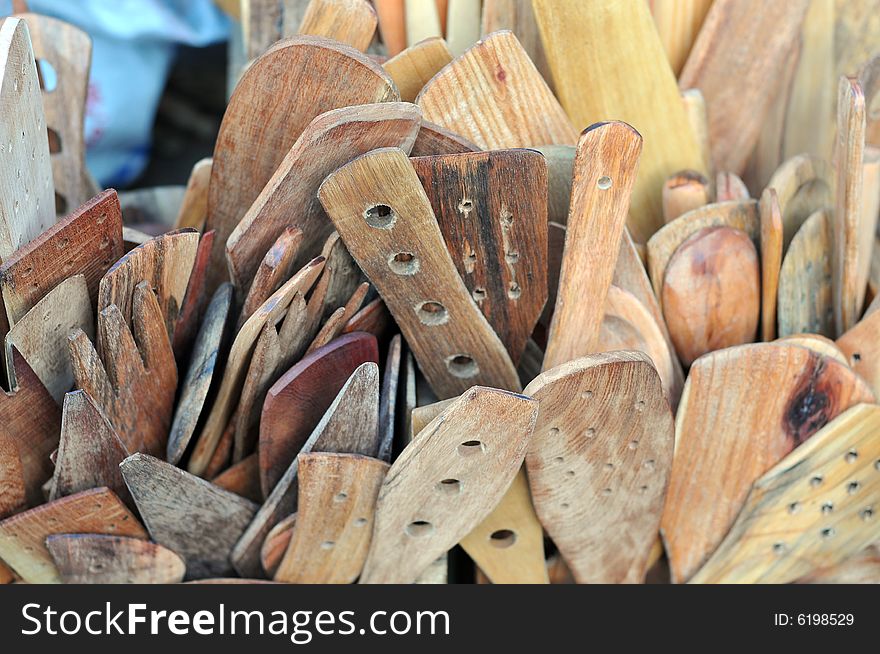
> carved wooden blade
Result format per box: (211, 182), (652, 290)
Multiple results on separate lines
(297, 0), (378, 51)
(47, 534), (186, 584)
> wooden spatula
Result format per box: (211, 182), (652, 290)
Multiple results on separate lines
(204, 36), (398, 290)
(481, 0), (552, 92)
(760, 189), (784, 341)
(765, 153), (831, 251)
(319, 147), (521, 397)
(174, 158), (212, 231)
(359, 386), (538, 583)
(0, 487), (147, 583)
(383, 37), (452, 103)
(0, 18), (55, 261)
(416, 30), (576, 149)
(171, 229), (216, 357)
(47, 534), (186, 584)
(212, 453), (261, 503)
(261, 513), (298, 577)
(543, 122), (642, 371)
(377, 334), (402, 462)
(661, 343), (874, 582)
(226, 102), (420, 294)
(690, 403), (880, 584)
(524, 352), (673, 583)
(411, 119), (480, 157)
(0, 434), (26, 519)
(715, 171), (750, 201)
(297, 0), (377, 51)
(531, 0), (705, 243)
(648, 0), (712, 76)
(404, 0), (442, 47)
(374, 0), (406, 56)
(274, 452), (388, 583)
(411, 149), (548, 364)
(0, 189), (123, 325)
(237, 227), (302, 328)
(838, 309), (880, 398)
(662, 170), (710, 224)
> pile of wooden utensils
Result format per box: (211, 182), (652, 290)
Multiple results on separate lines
(0, 0), (878, 585)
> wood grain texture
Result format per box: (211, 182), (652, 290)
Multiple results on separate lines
(1, 348), (60, 506)
(260, 332), (379, 495)
(766, 154), (832, 251)
(5, 275), (92, 403)
(377, 334), (401, 462)
(232, 362), (381, 577)
(778, 333), (849, 367)
(261, 513), (296, 576)
(51, 390), (131, 508)
(525, 352), (673, 583)
(0, 434), (26, 518)
(0, 488), (147, 583)
(412, 149), (548, 363)
(69, 281), (177, 458)
(681, 88), (711, 176)
(212, 454), (262, 503)
(778, 209), (835, 337)
(838, 309), (880, 398)
(205, 35), (398, 290)
(167, 283), (232, 464)
(15, 13), (93, 213)
(797, 544), (880, 584)
(46, 534), (186, 584)
(678, 0), (810, 175)
(319, 147), (521, 398)
(0, 18), (55, 260)
(226, 102), (420, 293)
(360, 387), (538, 583)
(121, 453), (258, 579)
(174, 158), (212, 230)
(416, 30), (576, 149)
(648, 0), (713, 76)
(274, 452), (388, 583)
(662, 170), (710, 224)
(343, 296), (391, 337)
(646, 199), (760, 299)
(0, 189), (123, 325)
(543, 122), (643, 371)
(760, 189), (784, 341)
(482, 0), (553, 92)
(188, 257), (324, 476)
(661, 343), (874, 582)
(661, 226), (760, 366)
(532, 0), (705, 242)
(171, 230), (215, 358)
(237, 227), (301, 328)
(297, 0), (377, 51)
(858, 147), (880, 314)
(691, 404), (880, 584)
(410, 119), (480, 156)
(383, 37), (452, 102)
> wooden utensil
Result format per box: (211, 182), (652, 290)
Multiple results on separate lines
(410, 119), (480, 157)
(481, 0), (552, 92)
(226, 102), (420, 294)
(377, 334), (402, 462)
(404, 0), (442, 47)
(274, 452), (388, 583)
(233, 362), (381, 577)
(121, 453), (259, 579)
(678, 0), (810, 175)
(532, 145), (573, 226)
(445, 0), (479, 56)
(543, 122), (643, 371)
(532, 0), (705, 242)
(760, 188), (784, 341)
(167, 283), (233, 464)
(174, 158), (212, 231)
(374, 0), (406, 56)
(0, 487), (147, 583)
(319, 147), (521, 397)
(778, 333), (849, 366)
(0, 434), (26, 519)
(359, 386), (538, 583)
(765, 153), (831, 251)
(50, 390), (131, 508)
(715, 172), (750, 201)
(524, 352), (673, 583)
(5, 275), (92, 403)
(417, 30), (576, 149)
(261, 513), (297, 576)
(212, 453), (262, 503)
(171, 230), (215, 357)
(260, 332), (379, 495)
(68, 281), (177, 458)
(0, 18), (55, 260)
(648, 0), (712, 76)
(412, 149), (548, 364)
(297, 0), (377, 51)
(661, 170), (710, 224)
(858, 147), (880, 314)
(383, 37), (453, 103)
(238, 227), (301, 328)
(838, 309), (880, 398)
(0, 189), (123, 325)
(204, 35), (397, 290)
(661, 343), (874, 582)
(315, 231), (365, 326)
(47, 534), (186, 584)
(691, 403), (880, 584)
(661, 226), (760, 366)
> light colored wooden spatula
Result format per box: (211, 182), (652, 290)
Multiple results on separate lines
(525, 352), (673, 583)
(204, 35), (398, 290)
(404, 0), (442, 47)
(261, 513), (297, 577)
(532, 0), (705, 243)
(481, 0), (552, 92)
(377, 334), (402, 462)
(417, 30), (576, 149)
(170, 230), (215, 358)
(647, 0), (712, 76)
(662, 170), (710, 224)
(383, 37), (452, 103)
(174, 158), (212, 231)
(838, 309), (880, 398)
(661, 343), (874, 582)
(47, 534), (186, 584)
(359, 386), (538, 583)
(226, 102), (420, 294)
(691, 403), (880, 584)
(274, 452), (388, 583)
(543, 122), (642, 371)
(319, 146), (521, 398)
(237, 227), (301, 328)
(411, 149), (548, 364)
(411, 119), (480, 157)
(0, 487), (147, 583)
(760, 188), (783, 341)
(765, 153), (831, 251)
(374, 0), (406, 56)
(298, 0), (377, 51)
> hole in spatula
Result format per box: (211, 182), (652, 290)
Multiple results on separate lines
(388, 252), (419, 275)
(406, 521), (434, 537)
(437, 479), (461, 494)
(364, 204), (396, 229)
(446, 354), (479, 379)
(489, 529), (517, 548)
(417, 301), (448, 326)
(457, 440), (484, 457)
(597, 176), (612, 190)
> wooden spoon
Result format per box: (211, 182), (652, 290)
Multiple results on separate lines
(47, 534), (186, 584)
(383, 37), (452, 103)
(297, 0), (377, 51)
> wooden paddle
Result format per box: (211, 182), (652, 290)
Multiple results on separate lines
(359, 386), (538, 583)
(297, 0), (377, 51)
(691, 404), (880, 584)
(383, 37), (452, 103)
(481, 0), (552, 92)
(319, 147), (521, 397)
(411, 149), (548, 364)
(543, 122), (643, 371)
(778, 333), (849, 366)
(416, 30), (576, 149)
(648, 0), (712, 76)
(47, 534), (186, 584)
(661, 343), (874, 582)
(662, 170), (710, 224)
(715, 171), (750, 201)
(171, 230), (216, 358)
